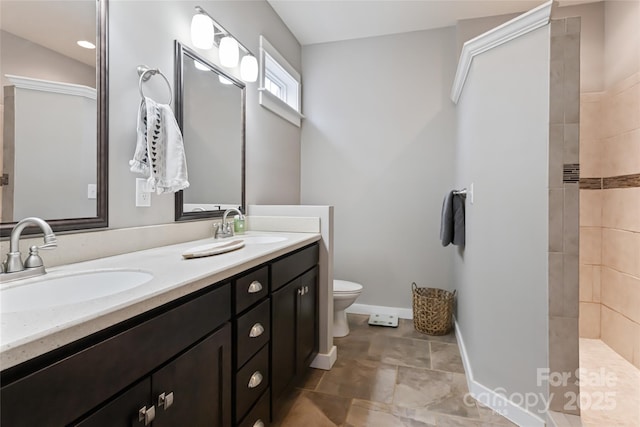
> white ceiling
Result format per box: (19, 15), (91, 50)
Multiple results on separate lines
(0, 0), (96, 67)
(266, 0), (585, 46)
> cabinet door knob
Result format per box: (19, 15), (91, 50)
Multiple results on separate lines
(248, 371), (263, 388)
(158, 391), (174, 410)
(248, 281), (263, 293)
(298, 287), (303, 296)
(305, 285), (309, 294)
(253, 420), (265, 427)
(249, 323), (265, 338)
(138, 405), (156, 426)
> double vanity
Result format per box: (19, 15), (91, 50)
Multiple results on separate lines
(0, 231), (321, 426)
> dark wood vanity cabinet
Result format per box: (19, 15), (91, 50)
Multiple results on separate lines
(0, 284), (232, 427)
(0, 241), (320, 427)
(76, 324), (232, 427)
(232, 267), (271, 426)
(271, 245), (319, 419)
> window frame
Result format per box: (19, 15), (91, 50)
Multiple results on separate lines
(259, 35), (303, 126)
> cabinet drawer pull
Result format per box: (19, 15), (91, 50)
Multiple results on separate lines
(158, 391), (174, 410)
(249, 323), (265, 338)
(247, 281), (263, 294)
(248, 371), (263, 388)
(138, 405), (156, 425)
(253, 420), (265, 427)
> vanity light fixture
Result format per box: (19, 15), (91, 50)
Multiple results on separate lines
(219, 36), (239, 68)
(77, 40), (95, 49)
(240, 55), (258, 82)
(191, 6), (257, 82)
(191, 12), (214, 49)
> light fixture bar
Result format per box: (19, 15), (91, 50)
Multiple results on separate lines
(194, 6), (253, 56)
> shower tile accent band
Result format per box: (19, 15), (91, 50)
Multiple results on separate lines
(579, 173), (640, 189)
(563, 164), (580, 183)
(579, 178), (602, 189)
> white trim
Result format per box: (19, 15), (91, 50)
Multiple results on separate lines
(258, 89), (304, 126)
(454, 319), (547, 427)
(5, 75), (97, 100)
(450, 0), (552, 104)
(346, 303), (413, 320)
(258, 35), (303, 127)
(259, 36), (300, 82)
(310, 345), (337, 370)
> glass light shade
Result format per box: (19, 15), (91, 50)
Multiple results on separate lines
(191, 14), (214, 49)
(219, 75), (233, 85)
(77, 40), (95, 49)
(219, 36), (239, 68)
(194, 59), (209, 71)
(240, 55), (258, 82)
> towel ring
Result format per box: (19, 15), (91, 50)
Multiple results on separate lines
(137, 65), (172, 105)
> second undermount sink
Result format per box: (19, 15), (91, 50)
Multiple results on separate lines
(241, 236), (288, 244)
(1, 269), (154, 313)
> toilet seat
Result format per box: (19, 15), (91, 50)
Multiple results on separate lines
(334, 280), (362, 293)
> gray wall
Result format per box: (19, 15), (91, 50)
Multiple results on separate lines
(10, 87), (96, 220)
(453, 25), (550, 413)
(109, 1), (301, 228)
(0, 30), (96, 98)
(300, 28), (457, 309)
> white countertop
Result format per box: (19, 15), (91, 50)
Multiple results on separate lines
(0, 231), (320, 370)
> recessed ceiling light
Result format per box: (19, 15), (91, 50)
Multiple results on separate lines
(77, 40), (95, 49)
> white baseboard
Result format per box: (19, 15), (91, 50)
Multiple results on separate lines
(454, 319), (547, 427)
(346, 303), (413, 319)
(310, 345), (337, 370)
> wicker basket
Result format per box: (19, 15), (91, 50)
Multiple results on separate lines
(412, 283), (456, 335)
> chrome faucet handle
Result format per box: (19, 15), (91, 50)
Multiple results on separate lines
(24, 246), (44, 269)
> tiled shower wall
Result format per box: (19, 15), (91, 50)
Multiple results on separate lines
(548, 17), (581, 415)
(579, 71), (640, 369)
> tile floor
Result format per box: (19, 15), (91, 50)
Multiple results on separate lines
(579, 338), (640, 427)
(273, 314), (517, 427)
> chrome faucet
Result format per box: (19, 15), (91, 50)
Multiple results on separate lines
(2, 217), (57, 281)
(214, 208), (244, 239)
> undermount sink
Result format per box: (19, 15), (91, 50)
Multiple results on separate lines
(241, 236), (287, 244)
(1, 270), (154, 313)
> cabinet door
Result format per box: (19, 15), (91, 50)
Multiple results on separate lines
(152, 324), (232, 427)
(297, 266), (318, 373)
(271, 278), (297, 400)
(74, 380), (151, 427)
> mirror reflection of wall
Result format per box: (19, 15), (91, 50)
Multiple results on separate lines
(0, 0), (98, 223)
(175, 42), (245, 219)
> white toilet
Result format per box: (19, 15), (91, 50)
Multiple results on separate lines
(333, 279), (363, 337)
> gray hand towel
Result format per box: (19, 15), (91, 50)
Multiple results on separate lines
(452, 193), (465, 246)
(440, 191), (465, 247)
(440, 191), (454, 246)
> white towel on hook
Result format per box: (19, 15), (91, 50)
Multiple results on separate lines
(130, 96), (189, 194)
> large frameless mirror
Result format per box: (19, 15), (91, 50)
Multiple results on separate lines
(174, 40), (245, 221)
(0, 0), (108, 236)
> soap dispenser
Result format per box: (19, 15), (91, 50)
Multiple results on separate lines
(234, 214), (245, 234)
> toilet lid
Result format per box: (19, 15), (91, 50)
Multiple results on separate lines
(334, 280), (363, 293)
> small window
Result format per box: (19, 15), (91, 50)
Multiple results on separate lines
(259, 36), (303, 126)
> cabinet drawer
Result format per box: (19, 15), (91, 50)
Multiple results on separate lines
(235, 345), (269, 421)
(236, 299), (270, 368)
(237, 389), (270, 427)
(235, 266), (269, 314)
(271, 244), (319, 292)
